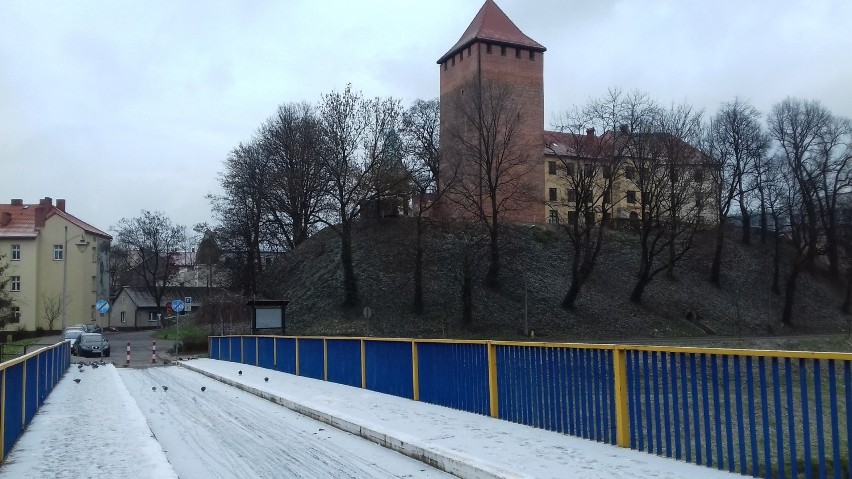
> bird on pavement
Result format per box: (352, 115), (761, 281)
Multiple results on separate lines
(201, 386), (206, 392)
(73, 379), (81, 384)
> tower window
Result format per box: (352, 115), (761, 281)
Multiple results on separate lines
(500, 46), (506, 56)
(529, 50), (535, 60)
(486, 44), (492, 54)
(443, 62), (447, 71)
(451, 57), (455, 66)
(467, 46), (471, 56)
(459, 51), (463, 62)
(515, 48), (521, 59)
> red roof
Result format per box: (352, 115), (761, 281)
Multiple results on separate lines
(437, 0), (545, 64)
(0, 200), (111, 239)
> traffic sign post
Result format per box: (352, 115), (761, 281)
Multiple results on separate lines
(171, 299), (185, 356)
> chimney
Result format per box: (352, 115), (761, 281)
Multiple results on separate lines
(11, 199), (23, 206)
(56, 199), (66, 212)
(586, 128), (595, 137)
(620, 124), (629, 134)
(0, 212), (11, 227)
(39, 197), (53, 207)
(34, 206), (46, 228)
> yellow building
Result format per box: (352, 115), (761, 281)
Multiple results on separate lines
(0, 197), (111, 332)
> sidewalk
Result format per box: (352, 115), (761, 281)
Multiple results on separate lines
(179, 359), (741, 479)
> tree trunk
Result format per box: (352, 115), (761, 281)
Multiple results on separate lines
(771, 230), (781, 295)
(630, 259), (651, 304)
(710, 222), (725, 286)
(841, 266), (852, 314)
(340, 224), (359, 308)
(781, 261), (800, 326)
(759, 200), (767, 244)
(486, 222), (500, 288)
(740, 202), (751, 245)
(413, 222), (424, 314)
(826, 220), (839, 278)
(562, 279), (582, 310)
(461, 252), (473, 327)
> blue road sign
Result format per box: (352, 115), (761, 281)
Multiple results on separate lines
(95, 299), (110, 314)
(171, 299), (185, 313)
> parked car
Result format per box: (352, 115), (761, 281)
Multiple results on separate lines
(63, 328), (85, 346)
(73, 333), (111, 358)
(84, 324), (103, 334)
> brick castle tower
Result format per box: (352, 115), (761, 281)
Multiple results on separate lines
(437, 0), (546, 223)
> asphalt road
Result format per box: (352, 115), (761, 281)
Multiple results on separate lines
(119, 366), (451, 479)
(38, 329), (176, 366)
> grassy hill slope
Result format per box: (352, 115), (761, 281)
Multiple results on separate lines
(268, 217), (847, 341)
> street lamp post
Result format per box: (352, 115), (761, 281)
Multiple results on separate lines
(60, 225), (91, 332)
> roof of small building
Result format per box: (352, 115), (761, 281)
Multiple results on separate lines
(437, 0), (545, 64)
(0, 198), (111, 239)
(118, 286), (222, 309)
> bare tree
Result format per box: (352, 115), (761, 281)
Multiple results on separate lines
(706, 98), (768, 285)
(812, 115), (852, 278)
(550, 89), (654, 309)
(402, 98), (444, 313)
(445, 79), (537, 287)
(112, 211), (187, 319)
(768, 98), (833, 268)
(629, 102), (706, 303)
(316, 85), (405, 308)
(41, 293), (62, 331)
(0, 256), (14, 329)
(210, 141), (273, 296)
(260, 102), (328, 250)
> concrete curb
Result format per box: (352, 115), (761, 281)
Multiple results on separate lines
(176, 361), (525, 479)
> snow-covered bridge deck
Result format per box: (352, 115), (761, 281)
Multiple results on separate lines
(0, 359), (740, 478)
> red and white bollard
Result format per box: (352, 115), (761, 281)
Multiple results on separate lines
(152, 341), (157, 364)
(126, 341), (131, 366)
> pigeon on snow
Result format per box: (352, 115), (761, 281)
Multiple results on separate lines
(152, 386), (157, 391)
(201, 386), (206, 392)
(238, 370), (242, 375)
(264, 377), (269, 382)
(162, 386), (168, 392)
(73, 379), (81, 384)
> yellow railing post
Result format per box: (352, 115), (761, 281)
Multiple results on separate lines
(273, 337), (278, 369)
(295, 338), (300, 376)
(255, 337), (259, 366)
(1, 369), (6, 461)
(613, 347), (630, 448)
(412, 341), (420, 401)
(361, 340), (366, 389)
(21, 361), (26, 428)
(488, 342), (499, 418)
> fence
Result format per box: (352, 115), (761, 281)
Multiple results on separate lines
(0, 341), (70, 462)
(210, 336), (851, 478)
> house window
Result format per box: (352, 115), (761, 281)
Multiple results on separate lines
(10, 307), (20, 323)
(92, 246), (97, 262)
(500, 46), (506, 56)
(10, 276), (20, 292)
(121, 311), (126, 323)
(11, 244), (20, 261)
(604, 189), (612, 205)
(529, 50), (535, 60)
(583, 164), (595, 177)
(91, 276), (96, 293)
(515, 48), (521, 59)
(602, 166), (612, 179)
(54, 245), (64, 261)
(548, 161), (557, 175)
(583, 191), (593, 204)
(694, 169), (704, 183)
(565, 164), (574, 177)
(548, 188), (557, 202)
(567, 189), (577, 203)
(625, 167), (636, 180)
(486, 44), (492, 54)
(627, 191), (637, 204)
(149, 312), (159, 323)
(548, 210), (559, 224)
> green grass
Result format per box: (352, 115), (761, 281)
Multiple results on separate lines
(0, 338), (44, 362)
(152, 324), (207, 341)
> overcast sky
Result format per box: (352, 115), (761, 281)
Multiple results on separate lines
(2, 0), (851, 238)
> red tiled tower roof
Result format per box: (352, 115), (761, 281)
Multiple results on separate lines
(0, 198), (111, 239)
(437, 0), (546, 64)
